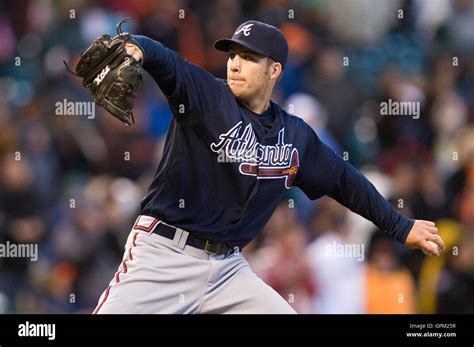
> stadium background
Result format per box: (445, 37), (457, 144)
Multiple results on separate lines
(0, 0), (473, 313)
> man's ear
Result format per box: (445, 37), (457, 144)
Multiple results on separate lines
(270, 62), (282, 80)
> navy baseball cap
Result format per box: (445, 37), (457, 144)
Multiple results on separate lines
(214, 20), (289, 69)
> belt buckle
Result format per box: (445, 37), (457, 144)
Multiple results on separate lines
(203, 240), (224, 255)
(203, 240), (213, 254)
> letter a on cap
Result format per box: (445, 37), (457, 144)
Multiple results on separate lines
(235, 24), (254, 36)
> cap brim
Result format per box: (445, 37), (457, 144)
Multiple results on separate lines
(213, 38), (268, 58)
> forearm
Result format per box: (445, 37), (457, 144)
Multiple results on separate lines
(328, 162), (414, 243)
(127, 34), (224, 120)
(130, 35), (177, 95)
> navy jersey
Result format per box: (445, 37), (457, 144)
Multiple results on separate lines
(133, 35), (414, 250)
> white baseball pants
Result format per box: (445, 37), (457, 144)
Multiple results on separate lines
(93, 223), (295, 314)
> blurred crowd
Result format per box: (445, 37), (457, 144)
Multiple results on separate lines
(0, 0), (473, 314)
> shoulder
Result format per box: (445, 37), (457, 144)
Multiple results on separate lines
(216, 78), (229, 89)
(207, 77), (232, 96)
(272, 101), (314, 133)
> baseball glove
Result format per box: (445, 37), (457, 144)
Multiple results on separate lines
(64, 18), (142, 126)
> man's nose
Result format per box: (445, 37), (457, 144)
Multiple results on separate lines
(230, 55), (240, 72)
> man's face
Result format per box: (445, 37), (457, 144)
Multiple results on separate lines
(226, 43), (274, 102)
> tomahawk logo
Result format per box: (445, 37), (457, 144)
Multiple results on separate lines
(93, 65), (110, 85)
(235, 24), (254, 36)
(239, 148), (299, 189)
(211, 121), (300, 188)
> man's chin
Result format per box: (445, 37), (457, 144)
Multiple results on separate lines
(230, 87), (248, 101)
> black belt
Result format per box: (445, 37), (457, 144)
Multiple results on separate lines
(153, 222), (232, 255)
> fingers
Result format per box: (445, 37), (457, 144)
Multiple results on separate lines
(421, 220), (436, 227)
(428, 233), (446, 251)
(407, 220), (447, 256)
(422, 240), (440, 256)
(125, 43), (144, 63)
(420, 220), (437, 231)
(423, 221), (445, 250)
(418, 220), (439, 235)
(416, 220), (446, 255)
(422, 235), (445, 256)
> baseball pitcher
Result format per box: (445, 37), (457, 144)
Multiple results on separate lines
(70, 20), (445, 314)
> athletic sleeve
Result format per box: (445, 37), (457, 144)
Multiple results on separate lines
(295, 123), (414, 243)
(131, 35), (224, 124)
(294, 124), (346, 201)
(327, 162), (415, 243)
